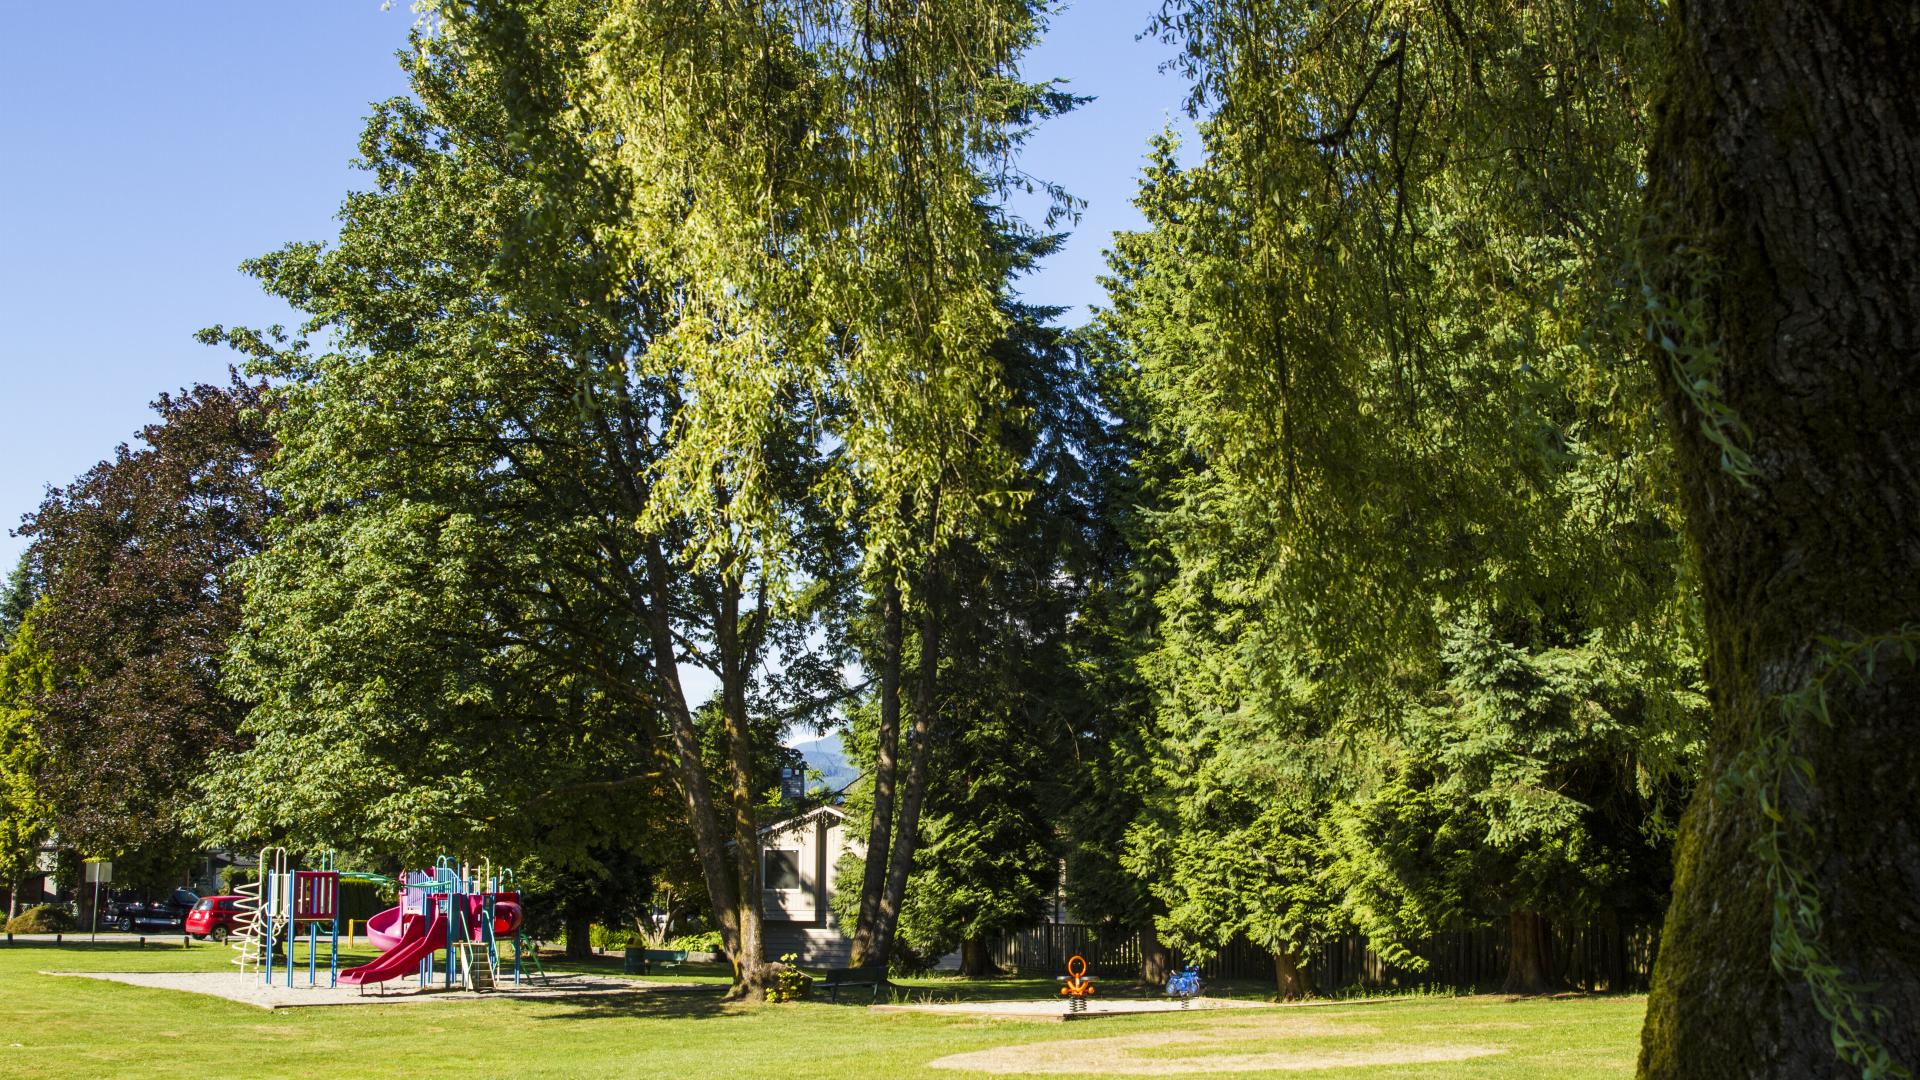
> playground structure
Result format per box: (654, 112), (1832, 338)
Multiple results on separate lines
(1058, 954), (1096, 1016)
(1167, 965), (1202, 1008)
(229, 850), (538, 994)
(340, 857), (538, 993)
(230, 847), (343, 987)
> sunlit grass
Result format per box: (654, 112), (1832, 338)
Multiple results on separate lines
(0, 939), (1646, 1079)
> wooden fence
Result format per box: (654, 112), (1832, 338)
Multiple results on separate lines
(985, 920), (1657, 993)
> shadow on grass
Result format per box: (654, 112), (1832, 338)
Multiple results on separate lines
(0, 939), (207, 953)
(539, 955), (738, 997)
(510, 981), (734, 1022)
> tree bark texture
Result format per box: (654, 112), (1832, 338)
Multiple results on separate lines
(564, 912), (593, 960)
(873, 580), (943, 963)
(1141, 922), (1172, 984)
(1502, 908), (1557, 996)
(1603, 909), (1633, 994)
(961, 935), (996, 977)
(641, 541), (759, 996)
(1638, 4), (1920, 1076)
(1273, 948), (1315, 1000)
(715, 574), (771, 998)
(850, 582), (904, 967)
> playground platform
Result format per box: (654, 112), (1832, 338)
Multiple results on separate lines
(46, 970), (702, 1010)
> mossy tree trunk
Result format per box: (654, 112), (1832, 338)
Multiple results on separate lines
(1637, 3), (1920, 1075)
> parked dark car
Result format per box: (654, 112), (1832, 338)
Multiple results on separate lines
(101, 888), (200, 932)
(185, 894), (248, 940)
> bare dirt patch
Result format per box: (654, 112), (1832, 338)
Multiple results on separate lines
(927, 1024), (1499, 1075)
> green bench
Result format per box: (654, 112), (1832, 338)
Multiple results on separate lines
(821, 963), (893, 1004)
(623, 947), (687, 975)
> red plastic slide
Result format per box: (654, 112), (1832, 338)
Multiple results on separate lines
(364, 905), (408, 951)
(340, 912), (448, 986)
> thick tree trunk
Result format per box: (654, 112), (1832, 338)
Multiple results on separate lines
(564, 913), (593, 960)
(850, 582), (904, 967)
(1502, 909), (1556, 996)
(1141, 922), (1172, 984)
(1638, 5), (1920, 1076)
(872, 583), (942, 962)
(1602, 909), (1631, 994)
(715, 575), (771, 999)
(960, 935), (996, 977)
(1273, 948), (1315, 1000)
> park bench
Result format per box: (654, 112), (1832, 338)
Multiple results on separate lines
(623, 947), (688, 976)
(821, 963), (893, 1003)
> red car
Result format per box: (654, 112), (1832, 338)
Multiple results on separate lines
(185, 895), (248, 940)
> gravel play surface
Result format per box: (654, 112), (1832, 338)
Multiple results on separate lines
(45, 969), (690, 1009)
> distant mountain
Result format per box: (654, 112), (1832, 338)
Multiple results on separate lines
(788, 731), (860, 796)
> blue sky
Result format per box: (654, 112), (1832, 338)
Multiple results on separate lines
(0, 3), (1194, 572)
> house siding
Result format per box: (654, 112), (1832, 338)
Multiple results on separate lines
(760, 806), (859, 964)
(764, 923), (855, 967)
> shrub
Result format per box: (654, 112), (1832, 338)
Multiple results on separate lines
(6, 904), (75, 934)
(768, 953), (813, 1002)
(591, 924), (641, 952)
(670, 931), (724, 953)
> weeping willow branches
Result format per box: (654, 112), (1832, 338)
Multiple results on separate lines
(447, 0), (1065, 578)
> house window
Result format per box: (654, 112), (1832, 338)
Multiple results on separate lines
(765, 849), (802, 891)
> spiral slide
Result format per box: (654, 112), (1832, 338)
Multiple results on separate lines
(363, 904), (411, 951)
(340, 912), (446, 986)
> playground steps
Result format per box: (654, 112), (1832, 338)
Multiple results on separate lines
(459, 942), (499, 993)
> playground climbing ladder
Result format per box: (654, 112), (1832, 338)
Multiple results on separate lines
(228, 846), (283, 976)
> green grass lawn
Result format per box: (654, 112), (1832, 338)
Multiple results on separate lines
(0, 939), (1647, 1079)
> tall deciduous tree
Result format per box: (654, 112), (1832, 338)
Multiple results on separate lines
(0, 609), (53, 922)
(199, 8), (847, 996)
(1635, 4), (1920, 1075)
(18, 377), (274, 856)
(462, 0), (1068, 979)
(838, 280), (1092, 973)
